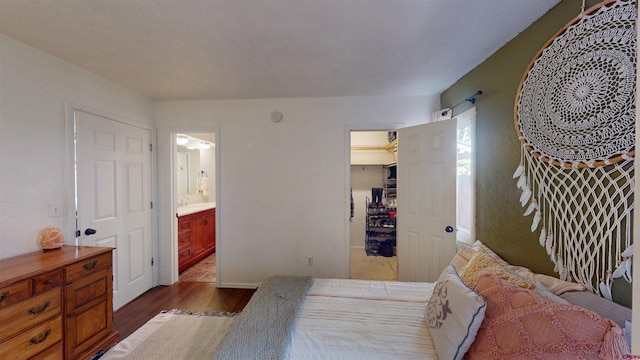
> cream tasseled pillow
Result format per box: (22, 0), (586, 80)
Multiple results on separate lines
(471, 240), (585, 295)
(450, 244), (475, 272)
(459, 248), (536, 290)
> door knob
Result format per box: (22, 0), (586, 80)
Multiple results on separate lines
(84, 228), (97, 236)
(445, 226), (454, 233)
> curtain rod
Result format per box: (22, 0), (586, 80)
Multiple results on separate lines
(441, 90), (483, 117)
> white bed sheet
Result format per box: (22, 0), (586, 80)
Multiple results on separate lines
(308, 278), (434, 302)
(287, 279), (437, 359)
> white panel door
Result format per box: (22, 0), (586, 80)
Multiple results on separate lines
(76, 110), (153, 310)
(397, 119), (457, 282)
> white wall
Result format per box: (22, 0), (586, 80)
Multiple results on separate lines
(0, 34), (155, 259)
(156, 96), (438, 286)
(0, 33), (437, 287)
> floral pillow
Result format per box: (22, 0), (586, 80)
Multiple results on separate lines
(426, 266), (486, 360)
(466, 273), (629, 359)
(459, 248), (536, 290)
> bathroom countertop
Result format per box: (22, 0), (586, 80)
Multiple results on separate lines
(177, 202), (216, 217)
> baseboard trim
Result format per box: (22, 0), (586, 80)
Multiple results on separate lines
(218, 282), (259, 289)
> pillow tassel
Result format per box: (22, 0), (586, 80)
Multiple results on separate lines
(599, 320), (629, 360)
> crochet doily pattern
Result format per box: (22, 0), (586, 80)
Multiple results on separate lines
(516, 0), (636, 167)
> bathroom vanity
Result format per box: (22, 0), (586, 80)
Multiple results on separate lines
(177, 204), (216, 273)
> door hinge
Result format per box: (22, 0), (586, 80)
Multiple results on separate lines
(76, 230), (81, 237)
(150, 201), (153, 209)
(149, 143), (153, 151)
(151, 258), (154, 266)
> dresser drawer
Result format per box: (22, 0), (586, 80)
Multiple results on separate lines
(31, 341), (63, 360)
(65, 252), (112, 283)
(0, 280), (31, 310)
(33, 270), (62, 295)
(0, 287), (61, 342)
(65, 269), (109, 311)
(1, 315), (63, 360)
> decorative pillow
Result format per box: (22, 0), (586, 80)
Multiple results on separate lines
(472, 240), (585, 295)
(466, 273), (629, 359)
(533, 280), (569, 304)
(425, 266), (486, 360)
(560, 290), (632, 328)
(459, 248), (536, 290)
(512, 266), (586, 295)
(472, 240), (511, 267)
(450, 244), (475, 271)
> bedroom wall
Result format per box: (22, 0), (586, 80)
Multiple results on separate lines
(441, 0), (624, 279)
(0, 34), (155, 259)
(155, 96), (438, 286)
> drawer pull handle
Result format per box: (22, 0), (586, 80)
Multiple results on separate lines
(0, 292), (8, 303)
(30, 329), (51, 345)
(28, 301), (50, 315)
(68, 312), (76, 318)
(46, 279), (56, 285)
(83, 260), (98, 270)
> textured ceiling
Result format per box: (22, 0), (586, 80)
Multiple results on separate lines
(0, 0), (560, 101)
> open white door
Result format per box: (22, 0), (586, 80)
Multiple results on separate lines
(75, 109), (153, 310)
(397, 119), (457, 282)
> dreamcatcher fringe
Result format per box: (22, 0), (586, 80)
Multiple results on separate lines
(514, 152), (634, 295)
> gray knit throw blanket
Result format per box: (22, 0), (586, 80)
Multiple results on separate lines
(211, 276), (312, 360)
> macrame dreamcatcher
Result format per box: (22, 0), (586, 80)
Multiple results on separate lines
(514, 0), (636, 295)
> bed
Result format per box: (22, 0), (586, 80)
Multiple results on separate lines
(287, 279), (436, 359)
(104, 241), (632, 359)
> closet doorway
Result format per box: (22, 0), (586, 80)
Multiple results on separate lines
(347, 109), (475, 282)
(349, 130), (398, 280)
(173, 132), (218, 283)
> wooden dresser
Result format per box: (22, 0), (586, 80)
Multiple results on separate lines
(178, 208), (215, 273)
(0, 246), (118, 359)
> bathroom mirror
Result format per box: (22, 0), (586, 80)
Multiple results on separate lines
(177, 147), (201, 195)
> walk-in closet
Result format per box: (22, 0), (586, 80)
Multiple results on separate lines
(350, 130), (398, 280)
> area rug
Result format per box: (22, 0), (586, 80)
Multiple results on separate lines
(101, 309), (236, 360)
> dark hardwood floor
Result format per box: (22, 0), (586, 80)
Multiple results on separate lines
(113, 282), (255, 340)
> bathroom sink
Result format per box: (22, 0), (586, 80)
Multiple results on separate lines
(177, 202), (216, 217)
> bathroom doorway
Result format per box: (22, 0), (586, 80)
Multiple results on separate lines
(174, 132), (217, 283)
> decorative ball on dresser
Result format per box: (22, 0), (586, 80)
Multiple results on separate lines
(37, 226), (65, 250)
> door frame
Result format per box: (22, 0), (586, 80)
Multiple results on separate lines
(64, 101), (158, 285)
(455, 107), (476, 245)
(344, 123), (405, 278)
(166, 127), (220, 286)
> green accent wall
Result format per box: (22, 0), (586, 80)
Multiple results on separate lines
(441, 0), (600, 276)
